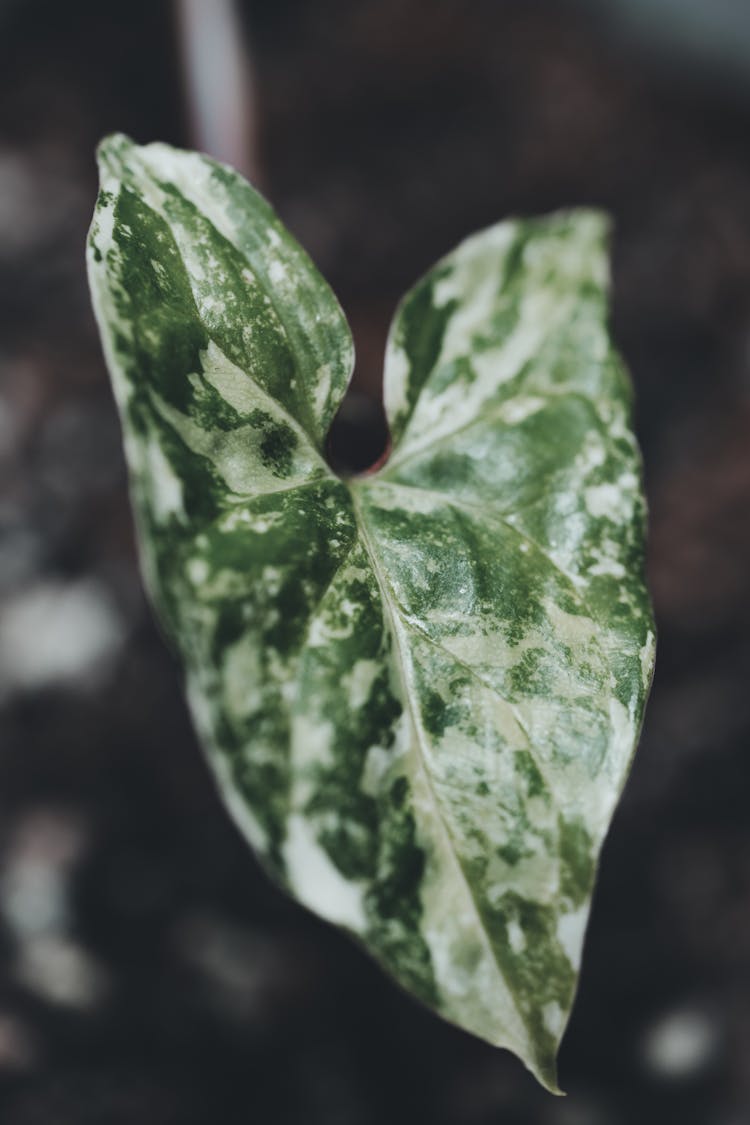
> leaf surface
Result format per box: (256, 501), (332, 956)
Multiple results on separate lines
(87, 135), (654, 1091)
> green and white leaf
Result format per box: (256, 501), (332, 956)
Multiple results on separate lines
(87, 135), (654, 1092)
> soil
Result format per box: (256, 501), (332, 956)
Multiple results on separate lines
(2, 1), (750, 1120)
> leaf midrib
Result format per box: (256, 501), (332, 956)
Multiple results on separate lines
(349, 483), (533, 1061)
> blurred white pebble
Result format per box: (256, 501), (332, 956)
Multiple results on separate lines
(0, 578), (126, 697)
(642, 1007), (719, 1079)
(1, 807), (87, 938)
(14, 935), (109, 1010)
(1, 807), (106, 1011)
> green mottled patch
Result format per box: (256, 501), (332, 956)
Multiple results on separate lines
(87, 135), (654, 1094)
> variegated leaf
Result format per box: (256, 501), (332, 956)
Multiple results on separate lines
(87, 135), (654, 1092)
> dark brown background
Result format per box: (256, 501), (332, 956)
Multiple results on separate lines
(2, 1), (750, 1120)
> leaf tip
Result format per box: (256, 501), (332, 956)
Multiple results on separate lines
(95, 132), (135, 177)
(527, 1052), (565, 1096)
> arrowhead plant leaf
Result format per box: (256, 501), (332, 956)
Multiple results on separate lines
(87, 134), (654, 1092)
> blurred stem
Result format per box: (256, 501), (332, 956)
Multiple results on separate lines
(174, 0), (263, 186)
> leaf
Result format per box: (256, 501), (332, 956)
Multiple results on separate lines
(87, 135), (655, 1092)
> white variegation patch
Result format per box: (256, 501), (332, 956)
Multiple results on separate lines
(284, 815), (367, 932)
(556, 904), (589, 969)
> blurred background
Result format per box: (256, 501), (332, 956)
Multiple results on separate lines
(2, 0), (750, 1120)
